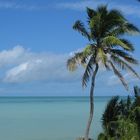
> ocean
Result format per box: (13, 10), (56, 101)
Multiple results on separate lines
(0, 97), (111, 140)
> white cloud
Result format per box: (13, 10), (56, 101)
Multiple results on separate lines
(4, 62), (29, 82)
(1, 46), (139, 88)
(56, 0), (140, 18)
(0, 1), (46, 11)
(1, 0), (140, 18)
(56, 0), (101, 11)
(1, 46), (82, 83)
(0, 45), (28, 67)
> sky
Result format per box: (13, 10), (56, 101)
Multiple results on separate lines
(0, 0), (140, 96)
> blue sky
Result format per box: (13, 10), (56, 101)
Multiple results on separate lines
(0, 0), (140, 96)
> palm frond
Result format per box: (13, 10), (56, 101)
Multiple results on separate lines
(97, 48), (110, 70)
(109, 61), (128, 90)
(83, 44), (95, 56)
(103, 36), (134, 51)
(123, 23), (140, 34)
(67, 52), (85, 71)
(89, 14), (101, 39)
(102, 9), (125, 36)
(87, 7), (97, 19)
(107, 9), (125, 21)
(73, 20), (90, 40)
(97, 48), (107, 64)
(82, 56), (95, 87)
(97, 5), (108, 16)
(111, 49), (138, 64)
(111, 55), (140, 79)
(102, 96), (120, 129)
(120, 39), (135, 52)
(67, 56), (78, 71)
(109, 22), (140, 36)
(107, 26), (125, 37)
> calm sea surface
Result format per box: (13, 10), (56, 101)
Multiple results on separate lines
(0, 97), (111, 140)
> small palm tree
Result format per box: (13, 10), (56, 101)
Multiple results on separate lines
(102, 96), (120, 136)
(67, 5), (140, 140)
(101, 96), (133, 139)
(99, 87), (140, 140)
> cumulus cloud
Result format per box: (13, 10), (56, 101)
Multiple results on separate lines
(1, 46), (82, 83)
(0, 45), (29, 67)
(1, 45), (139, 89)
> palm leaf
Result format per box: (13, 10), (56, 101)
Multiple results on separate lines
(120, 39), (135, 52)
(73, 20), (90, 40)
(67, 52), (85, 71)
(102, 9), (126, 37)
(109, 22), (140, 36)
(111, 55), (140, 79)
(87, 7), (97, 19)
(109, 61), (128, 90)
(123, 23), (140, 34)
(107, 9), (125, 21)
(97, 48), (110, 70)
(82, 56), (95, 87)
(103, 36), (134, 51)
(102, 96), (120, 129)
(111, 49), (138, 64)
(89, 14), (101, 39)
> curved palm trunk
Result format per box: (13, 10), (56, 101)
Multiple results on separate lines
(84, 64), (99, 140)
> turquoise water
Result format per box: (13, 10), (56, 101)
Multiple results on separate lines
(0, 97), (110, 140)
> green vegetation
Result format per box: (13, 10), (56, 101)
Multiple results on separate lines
(98, 86), (140, 140)
(67, 5), (140, 140)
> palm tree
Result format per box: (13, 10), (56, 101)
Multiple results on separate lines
(100, 96), (134, 139)
(98, 87), (140, 140)
(102, 96), (121, 136)
(67, 5), (140, 140)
